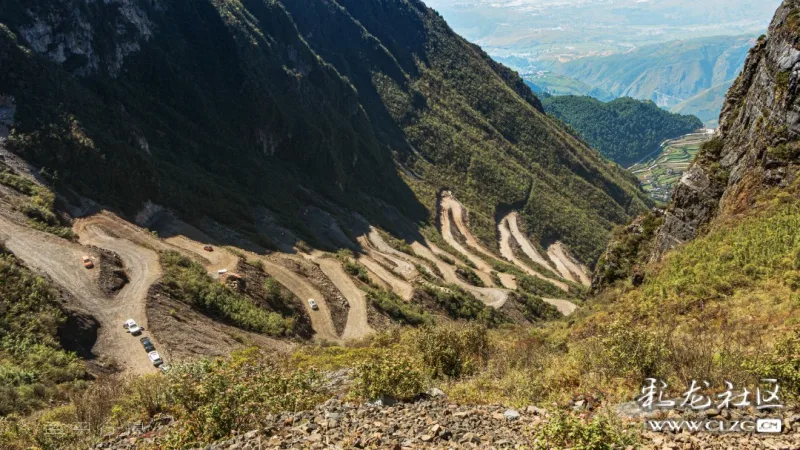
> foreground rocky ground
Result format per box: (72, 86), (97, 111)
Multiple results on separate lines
(95, 394), (800, 450)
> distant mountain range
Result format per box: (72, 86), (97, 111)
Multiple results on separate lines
(519, 34), (756, 127)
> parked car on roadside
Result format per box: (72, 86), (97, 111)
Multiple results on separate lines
(82, 255), (94, 269)
(140, 337), (155, 352)
(124, 319), (142, 336)
(148, 351), (163, 367)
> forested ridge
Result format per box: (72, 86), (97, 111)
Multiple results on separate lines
(542, 95), (703, 167)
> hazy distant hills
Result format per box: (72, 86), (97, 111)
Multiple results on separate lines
(519, 34), (756, 127)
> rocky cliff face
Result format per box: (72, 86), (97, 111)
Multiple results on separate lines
(654, 0), (800, 257)
(8, 0), (154, 78)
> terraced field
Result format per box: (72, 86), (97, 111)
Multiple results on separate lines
(628, 130), (714, 202)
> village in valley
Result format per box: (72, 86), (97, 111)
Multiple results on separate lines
(628, 129), (715, 203)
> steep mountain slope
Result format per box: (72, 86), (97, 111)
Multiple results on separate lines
(0, 0), (650, 267)
(654, 2), (800, 256)
(542, 96), (703, 167)
(553, 35), (756, 122)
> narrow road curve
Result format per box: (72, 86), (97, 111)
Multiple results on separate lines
(252, 252), (340, 343)
(357, 254), (414, 301)
(497, 272), (517, 290)
(503, 212), (557, 273)
(498, 214), (569, 292)
(158, 219), (342, 343)
(75, 219), (163, 375)
(164, 235), (239, 275)
(410, 240), (508, 309)
(438, 195), (496, 287)
(547, 242), (591, 287)
(361, 228), (417, 280)
(441, 192), (499, 262)
(543, 297), (578, 316)
(312, 254), (374, 341)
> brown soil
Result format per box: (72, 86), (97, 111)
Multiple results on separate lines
(94, 247), (129, 295)
(146, 284), (293, 362)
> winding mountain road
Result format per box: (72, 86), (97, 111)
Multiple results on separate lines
(438, 194), (496, 287)
(547, 242), (591, 286)
(497, 213), (569, 292)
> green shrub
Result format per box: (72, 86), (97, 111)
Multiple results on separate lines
(512, 292), (561, 322)
(421, 284), (506, 327)
(456, 265), (485, 287)
(530, 410), (639, 450)
(367, 289), (431, 326)
(747, 332), (800, 400)
(415, 324), (490, 379)
(160, 251), (294, 337)
(0, 251), (85, 416)
(353, 354), (425, 401)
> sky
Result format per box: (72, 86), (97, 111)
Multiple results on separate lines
(423, 0), (782, 61)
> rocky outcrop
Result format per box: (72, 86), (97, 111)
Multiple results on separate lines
(0, 95), (15, 138)
(653, 0), (800, 257)
(15, 0), (153, 78)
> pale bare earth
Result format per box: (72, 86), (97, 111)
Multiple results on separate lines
(357, 254), (415, 301)
(497, 272), (517, 290)
(542, 297), (578, 316)
(312, 254), (374, 342)
(0, 212), (161, 375)
(497, 214), (569, 292)
(547, 242), (591, 286)
(441, 192), (499, 261)
(438, 195), (496, 287)
(504, 212), (556, 272)
(74, 218), (164, 375)
(547, 242), (592, 286)
(410, 240), (509, 309)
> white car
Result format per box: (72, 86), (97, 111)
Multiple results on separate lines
(124, 319), (142, 336)
(148, 351), (163, 367)
(308, 298), (319, 310)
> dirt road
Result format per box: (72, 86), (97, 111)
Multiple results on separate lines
(542, 297), (578, 316)
(438, 196), (496, 287)
(410, 240), (508, 309)
(502, 213), (556, 272)
(441, 193), (499, 262)
(314, 255), (374, 341)
(547, 242), (591, 286)
(357, 254), (414, 301)
(75, 218), (163, 375)
(497, 214), (569, 292)
(0, 213), (161, 375)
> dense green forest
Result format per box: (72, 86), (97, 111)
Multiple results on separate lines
(542, 96), (703, 167)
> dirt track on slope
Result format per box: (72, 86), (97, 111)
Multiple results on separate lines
(313, 254), (374, 341)
(547, 242), (591, 286)
(157, 216), (343, 343)
(357, 254), (414, 301)
(497, 214), (569, 292)
(74, 216), (164, 375)
(441, 193), (499, 262)
(438, 196), (496, 287)
(503, 213), (556, 272)
(542, 297), (578, 316)
(0, 212), (160, 375)
(410, 240), (508, 309)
